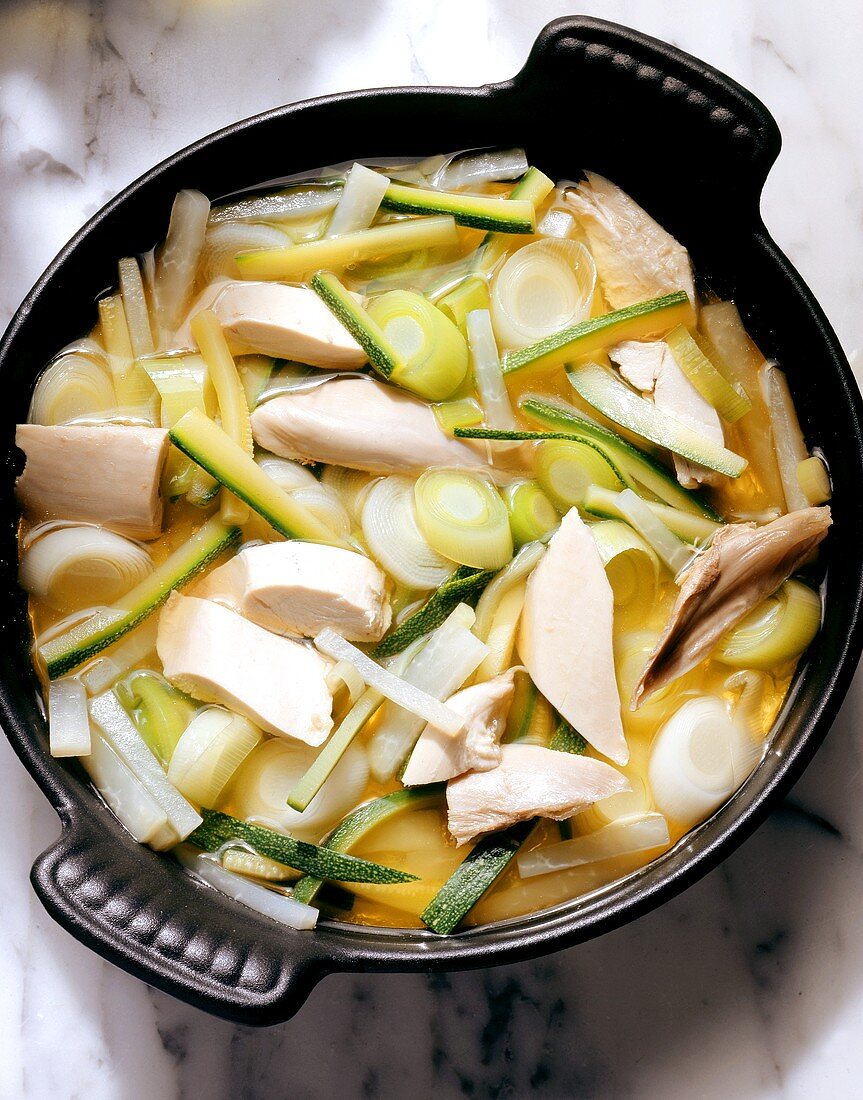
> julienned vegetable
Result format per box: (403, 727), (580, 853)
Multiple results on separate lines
(18, 149), (828, 937)
(40, 516), (240, 678)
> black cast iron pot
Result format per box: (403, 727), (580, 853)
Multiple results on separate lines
(1, 17), (861, 1025)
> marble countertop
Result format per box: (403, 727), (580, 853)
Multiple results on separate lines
(2, 2), (863, 1097)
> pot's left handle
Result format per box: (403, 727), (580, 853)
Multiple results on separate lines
(31, 814), (328, 1024)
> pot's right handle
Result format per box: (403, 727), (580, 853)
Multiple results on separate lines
(31, 811), (328, 1025)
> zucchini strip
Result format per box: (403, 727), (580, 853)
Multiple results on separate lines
(292, 786), (445, 905)
(566, 362), (747, 478)
(169, 408), (350, 547)
(502, 291), (693, 377)
(40, 517), (240, 679)
(310, 271), (400, 379)
(187, 809), (419, 885)
(380, 181), (536, 233)
(665, 325), (751, 422)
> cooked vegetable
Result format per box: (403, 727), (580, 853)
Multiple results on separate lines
(380, 181), (536, 233)
(761, 361), (810, 512)
(29, 350), (117, 426)
(98, 294), (157, 419)
(254, 455), (351, 540)
(166, 706), (262, 805)
(797, 455), (831, 506)
(40, 516), (240, 678)
(153, 189), (210, 340)
(590, 520), (659, 607)
(478, 166), (555, 274)
(432, 397), (485, 435)
(664, 325), (751, 422)
(77, 619), (159, 696)
(361, 474), (453, 589)
(715, 578), (822, 670)
(48, 677), (91, 757)
(414, 469), (513, 570)
(199, 223), (292, 284)
(437, 276), (490, 332)
(327, 163), (389, 236)
(118, 256), (155, 358)
(518, 813), (670, 877)
(502, 291), (693, 378)
(504, 480), (559, 546)
(473, 540), (545, 645)
(611, 488), (692, 575)
(466, 308), (517, 430)
(209, 182), (343, 225)
(582, 486), (719, 544)
(535, 438), (624, 511)
(114, 670), (196, 766)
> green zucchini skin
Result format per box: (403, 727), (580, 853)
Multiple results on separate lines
(371, 565), (495, 659)
(420, 819), (536, 935)
(548, 719), (588, 755)
(41, 518), (240, 679)
(187, 809), (419, 885)
(292, 786), (445, 905)
(380, 182), (535, 233)
(310, 271), (399, 379)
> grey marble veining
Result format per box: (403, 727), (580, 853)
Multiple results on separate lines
(2, 2), (863, 1097)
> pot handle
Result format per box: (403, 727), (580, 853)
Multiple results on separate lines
(31, 811), (327, 1024)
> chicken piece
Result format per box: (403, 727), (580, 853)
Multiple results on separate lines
(194, 541), (391, 643)
(251, 376), (489, 474)
(15, 424), (169, 540)
(446, 743), (629, 846)
(608, 340), (723, 488)
(634, 506), (831, 705)
(157, 592), (333, 745)
(565, 172), (696, 309)
(401, 670), (516, 787)
(518, 509), (629, 765)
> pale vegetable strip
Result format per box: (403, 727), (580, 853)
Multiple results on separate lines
(118, 256), (156, 357)
(313, 629), (467, 736)
(477, 166), (555, 273)
(236, 215), (459, 281)
(517, 813), (671, 877)
(98, 294), (155, 418)
(583, 486), (719, 544)
(473, 540), (545, 643)
(613, 488), (692, 575)
(466, 309), (517, 430)
(665, 325), (751, 422)
(326, 163), (389, 237)
(153, 189), (210, 339)
(48, 677), (91, 757)
(760, 362), (810, 512)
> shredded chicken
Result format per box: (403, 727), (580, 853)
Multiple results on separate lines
(634, 506), (831, 705)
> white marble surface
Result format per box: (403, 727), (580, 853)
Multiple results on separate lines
(2, 2), (863, 1097)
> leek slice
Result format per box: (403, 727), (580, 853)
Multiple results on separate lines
(612, 488), (692, 575)
(466, 308), (517, 430)
(371, 565), (495, 659)
(314, 629), (466, 736)
(590, 519), (659, 607)
(188, 809), (417, 884)
(535, 438), (624, 510)
(237, 215), (459, 280)
(256, 455), (351, 540)
(169, 409), (349, 547)
(114, 669), (196, 766)
(437, 276), (490, 332)
(583, 486), (719, 544)
(29, 351), (117, 426)
(566, 362), (747, 478)
(432, 397), (485, 435)
(361, 474), (452, 590)
(380, 181), (536, 233)
(665, 325), (751, 422)
(153, 189), (210, 339)
(503, 480), (559, 546)
(490, 239), (596, 350)
(503, 672), (555, 747)
(199, 223), (292, 283)
(476, 582), (526, 682)
(175, 848), (318, 930)
(517, 394), (721, 519)
(797, 455), (831, 506)
(760, 361), (810, 512)
(166, 707), (263, 806)
(118, 256), (155, 357)
(40, 516), (240, 679)
(716, 579), (821, 669)
(518, 813), (670, 877)
(473, 540), (545, 644)
(413, 470), (513, 570)
(89, 692), (202, 839)
(366, 289), (469, 400)
(48, 677), (91, 757)
(327, 162), (389, 237)
(478, 166), (556, 274)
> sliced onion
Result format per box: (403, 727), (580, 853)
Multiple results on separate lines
(29, 353), (117, 425)
(256, 454), (352, 539)
(362, 475), (452, 589)
(48, 677), (91, 757)
(175, 847), (318, 929)
(199, 222), (291, 284)
(491, 239), (596, 350)
(19, 525), (154, 611)
(228, 736), (369, 842)
(590, 519), (659, 607)
(648, 695), (755, 829)
(413, 469), (513, 570)
(167, 706), (263, 806)
(321, 465), (376, 524)
(465, 308), (517, 431)
(153, 189), (211, 339)
(429, 148), (529, 191)
(518, 813), (670, 878)
(327, 162), (389, 237)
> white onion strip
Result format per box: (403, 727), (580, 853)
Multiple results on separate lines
(466, 309), (517, 431)
(517, 813), (671, 878)
(314, 629), (466, 735)
(327, 163), (389, 237)
(48, 678), (91, 757)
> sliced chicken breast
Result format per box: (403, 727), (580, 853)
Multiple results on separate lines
(15, 424), (169, 540)
(634, 506), (831, 705)
(446, 743), (629, 845)
(194, 541), (391, 642)
(402, 669), (516, 787)
(251, 376), (489, 474)
(565, 172), (696, 309)
(518, 509), (629, 765)
(157, 592), (333, 745)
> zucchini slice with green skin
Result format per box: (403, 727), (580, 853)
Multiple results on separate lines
(502, 290), (693, 377)
(420, 819), (536, 935)
(371, 565), (496, 659)
(169, 408), (350, 547)
(292, 786), (445, 904)
(582, 485), (720, 544)
(41, 516), (240, 679)
(380, 181), (536, 233)
(310, 270), (400, 379)
(566, 362), (747, 478)
(548, 719), (588, 755)
(518, 395), (722, 520)
(187, 809), (419, 885)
